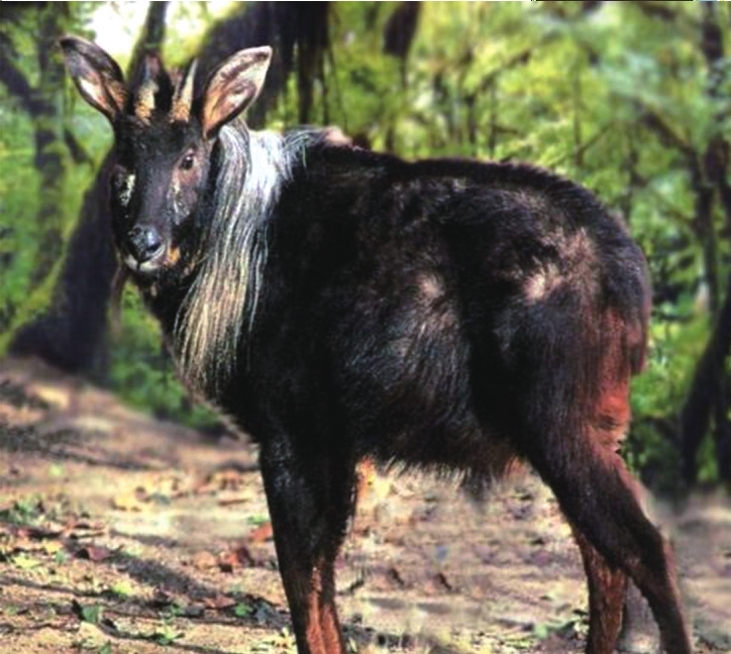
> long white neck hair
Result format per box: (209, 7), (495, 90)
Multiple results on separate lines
(174, 123), (315, 394)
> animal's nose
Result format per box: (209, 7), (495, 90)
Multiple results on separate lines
(127, 225), (164, 263)
(127, 225), (163, 263)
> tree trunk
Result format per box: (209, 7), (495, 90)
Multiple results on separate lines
(28, 3), (70, 287)
(701, 3), (731, 483)
(680, 272), (731, 484)
(11, 156), (118, 377)
(383, 2), (421, 89)
(645, 3), (731, 486)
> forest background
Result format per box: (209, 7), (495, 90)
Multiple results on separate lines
(0, 1), (730, 494)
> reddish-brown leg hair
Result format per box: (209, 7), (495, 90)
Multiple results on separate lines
(572, 526), (628, 654)
(304, 559), (345, 654)
(259, 447), (353, 654)
(514, 317), (692, 654)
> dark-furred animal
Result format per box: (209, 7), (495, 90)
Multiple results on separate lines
(60, 36), (692, 654)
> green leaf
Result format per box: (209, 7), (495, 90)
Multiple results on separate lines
(80, 603), (103, 625)
(110, 581), (135, 599)
(154, 626), (183, 646)
(233, 602), (252, 618)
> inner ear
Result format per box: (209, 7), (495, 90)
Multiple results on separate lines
(59, 35), (127, 122)
(201, 46), (272, 139)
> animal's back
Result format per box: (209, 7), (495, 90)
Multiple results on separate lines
(292, 143), (649, 354)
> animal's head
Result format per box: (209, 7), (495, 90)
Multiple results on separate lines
(59, 36), (272, 278)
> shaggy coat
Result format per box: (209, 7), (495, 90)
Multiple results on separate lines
(60, 36), (692, 654)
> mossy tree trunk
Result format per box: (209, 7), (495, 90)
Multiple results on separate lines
(29, 4), (70, 288)
(10, 2), (170, 376)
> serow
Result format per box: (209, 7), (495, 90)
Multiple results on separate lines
(60, 36), (692, 654)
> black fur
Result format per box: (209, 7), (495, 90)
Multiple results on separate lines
(141, 141), (690, 654)
(60, 37), (692, 654)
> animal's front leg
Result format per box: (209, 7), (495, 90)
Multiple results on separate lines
(259, 442), (355, 654)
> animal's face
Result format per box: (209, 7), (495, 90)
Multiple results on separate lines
(108, 115), (212, 274)
(60, 36), (272, 278)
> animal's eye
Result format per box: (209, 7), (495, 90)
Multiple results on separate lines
(180, 153), (195, 171)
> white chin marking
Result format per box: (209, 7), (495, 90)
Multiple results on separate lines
(124, 254), (162, 274)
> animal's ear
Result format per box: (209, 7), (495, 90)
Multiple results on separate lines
(59, 36), (127, 122)
(201, 46), (272, 139)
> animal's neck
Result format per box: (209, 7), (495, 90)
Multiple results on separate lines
(168, 125), (320, 396)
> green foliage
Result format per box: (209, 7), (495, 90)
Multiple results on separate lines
(0, 2), (102, 341)
(233, 602), (253, 619)
(77, 603), (103, 626)
(0, 101), (42, 331)
(109, 580), (135, 599)
(0, 496), (45, 526)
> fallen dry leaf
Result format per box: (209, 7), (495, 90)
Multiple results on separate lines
(431, 571), (454, 592)
(2, 534), (64, 556)
(387, 566), (406, 588)
(63, 519), (106, 537)
(218, 545), (255, 572)
(248, 521), (273, 543)
(74, 544), (116, 562)
(196, 468), (246, 494)
(150, 588), (175, 607)
(202, 594), (236, 610)
(6, 537), (39, 553)
(22, 525), (64, 540)
(111, 492), (146, 512)
(191, 550), (218, 570)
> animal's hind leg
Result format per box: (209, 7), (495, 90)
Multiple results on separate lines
(259, 442), (355, 654)
(498, 294), (692, 653)
(571, 524), (628, 653)
(523, 423), (691, 654)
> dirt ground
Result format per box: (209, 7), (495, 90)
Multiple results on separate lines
(0, 357), (729, 654)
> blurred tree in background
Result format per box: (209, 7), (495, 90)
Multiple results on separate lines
(1, 1), (729, 491)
